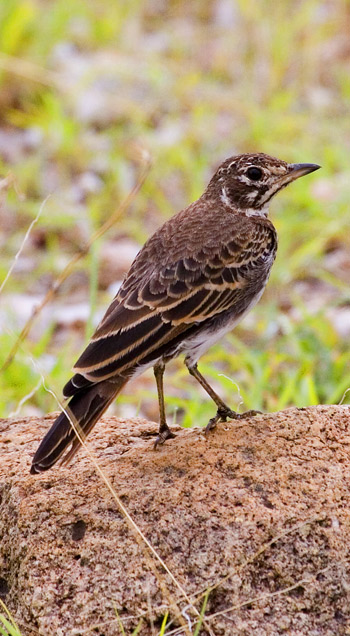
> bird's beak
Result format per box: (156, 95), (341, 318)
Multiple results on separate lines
(279, 162), (321, 186)
(288, 163), (321, 179)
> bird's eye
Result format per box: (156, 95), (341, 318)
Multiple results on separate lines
(247, 167), (263, 181)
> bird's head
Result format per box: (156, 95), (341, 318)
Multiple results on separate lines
(206, 152), (320, 216)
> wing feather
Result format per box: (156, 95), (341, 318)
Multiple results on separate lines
(73, 215), (277, 380)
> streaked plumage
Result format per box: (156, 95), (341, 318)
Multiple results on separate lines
(30, 153), (320, 473)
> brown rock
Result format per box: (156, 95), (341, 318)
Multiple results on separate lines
(1, 405), (350, 635)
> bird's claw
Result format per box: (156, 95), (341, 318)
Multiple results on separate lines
(154, 425), (176, 449)
(204, 415), (220, 436)
(221, 408), (262, 420)
(204, 407), (262, 436)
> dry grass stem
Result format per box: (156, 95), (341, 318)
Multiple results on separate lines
(206, 567), (331, 623)
(8, 377), (42, 418)
(0, 195), (50, 296)
(0, 52), (60, 88)
(1, 155), (151, 372)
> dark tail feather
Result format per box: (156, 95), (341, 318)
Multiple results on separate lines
(30, 378), (126, 474)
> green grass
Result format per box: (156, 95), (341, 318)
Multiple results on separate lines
(0, 0), (349, 425)
(0, 600), (22, 636)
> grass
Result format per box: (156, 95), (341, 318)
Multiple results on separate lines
(0, 0), (349, 427)
(0, 600), (22, 636)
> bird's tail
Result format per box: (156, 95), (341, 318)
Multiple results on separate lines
(30, 377), (126, 474)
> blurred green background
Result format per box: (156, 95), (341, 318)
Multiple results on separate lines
(0, 0), (349, 425)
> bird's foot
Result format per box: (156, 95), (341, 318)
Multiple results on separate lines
(204, 406), (261, 436)
(205, 413), (221, 435)
(154, 423), (176, 449)
(221, 407), (262, 420)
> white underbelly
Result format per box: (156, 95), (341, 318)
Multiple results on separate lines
(181, 284), (266, 365)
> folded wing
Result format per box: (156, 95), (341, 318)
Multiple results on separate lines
(67, 218), (276, 391)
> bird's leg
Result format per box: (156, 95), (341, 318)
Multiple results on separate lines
(185, 359), (261, 434)
(153, 360), (176, 448)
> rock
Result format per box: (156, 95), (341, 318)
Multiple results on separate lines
(1, 405), (350, 635)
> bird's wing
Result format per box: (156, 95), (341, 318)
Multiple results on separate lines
(69, 219), (276, 387)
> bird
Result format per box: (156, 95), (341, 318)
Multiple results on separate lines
(30, 152), (320, 473)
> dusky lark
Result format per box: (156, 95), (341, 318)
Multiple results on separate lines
(30, 152), (320, 473)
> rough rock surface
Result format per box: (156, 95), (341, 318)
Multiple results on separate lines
(1, 405), (350, 635)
